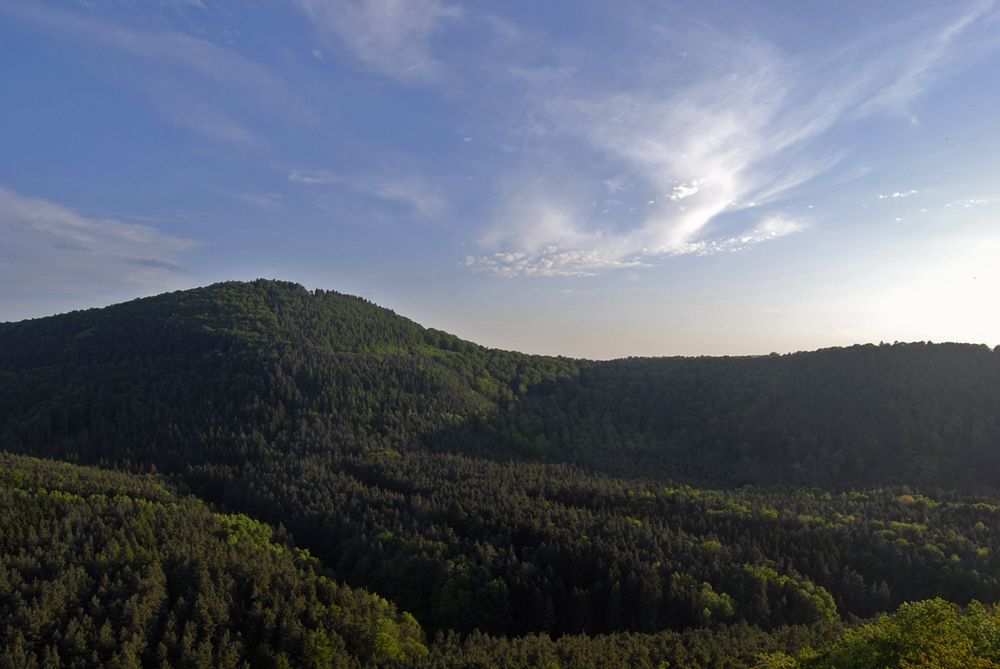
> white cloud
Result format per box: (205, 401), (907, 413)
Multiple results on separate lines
(468, 214), (805, 276)
(475, 3), (1000, 277)
(467, 249), (648, 278)
(658, 215), (807, 258)
(294, 0), (461, 81)
(0, 187), (199, 312)
(289, 170), (341, 185)
(878, 190), (918, 199)
(668, 181), (702, 202)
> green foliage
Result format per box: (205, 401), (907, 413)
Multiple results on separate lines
(766, 598), (1000, 669)
(0, 453), (427, 668)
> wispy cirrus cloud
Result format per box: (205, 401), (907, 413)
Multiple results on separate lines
(856, 0), (1000, 119)
(289, 170), (447, 218)
(1, 2), (304, 146)
(288, 170), (342, 186)
(217, 190), (284, 208)
(469, 2), (1000, 277)
(470, 214), (804, 277)
(0, 187), (200, 312)
(467, 250), (647, 278)
(294, 0), (461, 82)
(945, 197), (998, 208)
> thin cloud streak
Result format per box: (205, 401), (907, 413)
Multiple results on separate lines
(0, 187), (199, 306)
(470, 2), (1000, 277)
(290, 171), (447, 218)
(469, 215), (805, 278)
(467, 250), (648, 278)
(294, 0), (461, 82)
(2, 2), (305, 146)
(857, 0), (1000, 119)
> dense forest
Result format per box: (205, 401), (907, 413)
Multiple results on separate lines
(2, 279), (1000, 666)
(0, 453), (427, 668)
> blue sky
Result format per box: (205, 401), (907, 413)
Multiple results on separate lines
(2, 0), (999, 358)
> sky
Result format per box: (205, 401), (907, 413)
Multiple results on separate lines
(1, 0), (999, 359)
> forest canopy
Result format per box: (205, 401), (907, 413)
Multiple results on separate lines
(2, 280), (1000, 666)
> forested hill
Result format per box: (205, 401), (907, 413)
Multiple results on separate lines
(2, 279), (998, 490)
(4, 279), (1000, 661)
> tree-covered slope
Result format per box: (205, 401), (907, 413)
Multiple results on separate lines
(7, 461), (1000, 669)
(556, 343), (1000, 487)
(3, 280), (998, 490)
(760, 598), (1000, 669)
(0, 457), (846, 669)
(0, 452), (427, 668)
(3, 279), (1000, 643)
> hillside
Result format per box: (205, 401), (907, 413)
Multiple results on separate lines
(3, 280), (1000, 664)
(0, 452), (427, 668)
(3, 280), (998, 489)
(5, 455), (999, 668)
